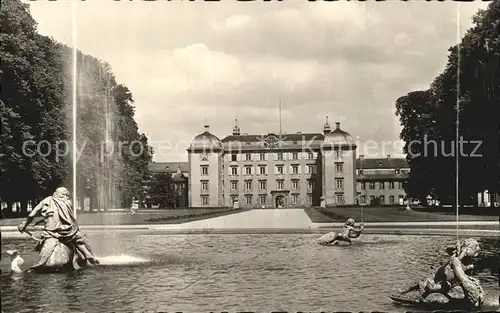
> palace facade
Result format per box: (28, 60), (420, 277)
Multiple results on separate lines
(356, 156), (410, 206)
(187, 118), (360, 208)
(147, 119), (411, 209)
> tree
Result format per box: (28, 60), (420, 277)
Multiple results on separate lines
(395, 90), (439, 203)
(395, 1), (500, 206)
(113, 85), (152, 207)
(1, 0), (153, 215)
(147, 172), (175, 208)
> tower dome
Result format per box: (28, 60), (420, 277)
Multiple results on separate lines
(322, 122), (356, 147)
(187, 124), (222, 152)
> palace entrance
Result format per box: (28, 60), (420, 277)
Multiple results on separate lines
(275, 195), (285, 208)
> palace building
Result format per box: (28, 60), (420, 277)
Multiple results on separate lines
(148, 119), (411, 209)
(356, 155), (410, 206)
(186, 118), (359, 208)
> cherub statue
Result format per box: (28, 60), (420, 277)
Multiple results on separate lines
(394, 238), (498, 309)
(317, 217), (364, 246)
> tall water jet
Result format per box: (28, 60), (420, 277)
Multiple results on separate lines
(71, 0), (78, 215)
(71, 56), (120, 212)
(97, 64), (119, 212)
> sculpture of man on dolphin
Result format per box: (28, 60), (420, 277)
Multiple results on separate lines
(17, 187), (99, 272)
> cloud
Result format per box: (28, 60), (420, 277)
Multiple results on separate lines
(24, 0), (489, 161)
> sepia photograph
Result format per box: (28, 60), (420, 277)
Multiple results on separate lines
(1, 0), (499, 312)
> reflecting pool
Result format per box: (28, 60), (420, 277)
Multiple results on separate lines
(1, 233), (498, 312)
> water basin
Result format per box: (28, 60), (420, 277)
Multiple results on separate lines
(1, 232), (498, 312)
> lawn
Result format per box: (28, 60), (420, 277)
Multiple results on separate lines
(305, 206), (499, 223)
(0, 208), (246, 226)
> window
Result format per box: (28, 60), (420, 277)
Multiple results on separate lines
(360, 195), (366, 204)
(389, 195), (395, 204)
(389, 182), (395, 189)
(259, 153), (265, 161)
(292, 165), (299, 174)
(292, 180), (299, 190)
(308, 180), (315, 189)
(380, 195), (385, 204)
(361, 182), (366, 190)
(245, 181), (252, 191)
(399, 182), (404, 189)
(260, 195), (266, 205)
(292, 195), (299, 204)
(245, 195), (252, 205)
(231, 167), (238, 175)
(370, 195), (375, 203)
(259, 181), (266, 190)
(292, 152), (298, 160)
(201, 196), (209, 206)
(201, 166), (208, 176)
(277, 153), (283, 160)
(307, 194), (313, 204)
(335, 163), (343, 173)
(379, 181), (385, 190)
(276, 165), (284, 174)
(369, 182), (376, 189)
(231, 154), (237, 161)
(335, 150), (342, 158)
(336, 194), (344, 204)
(308, 152), (314, 160)
(245, 166), (252, 175)
(307, 165), (315, 174)
(245, 153), (251, 161)
(201, 181), (208, 192)
(277, 181), (284, 190)
(259, 166), (266, 175)
(335, 179), (344, 190)
(230, 181), (238, 190)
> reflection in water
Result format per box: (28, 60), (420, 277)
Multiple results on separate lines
(1, 233), (498, 312)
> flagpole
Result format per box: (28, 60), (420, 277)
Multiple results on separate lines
(279, 99), (282, 140)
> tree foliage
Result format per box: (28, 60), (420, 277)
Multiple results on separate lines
(395, 2), (500, 205)
(147, 173), (175, 208)
(0, 0), (153, 214)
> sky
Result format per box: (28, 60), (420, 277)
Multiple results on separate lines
(25, 0), (489, 162)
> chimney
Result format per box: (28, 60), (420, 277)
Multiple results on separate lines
(335, 122), (340, 129)
(204, 124), (210, 132)
(387, 154), (391, 160)
(297, 132), (302, 135)
(359, 154), (364, 160)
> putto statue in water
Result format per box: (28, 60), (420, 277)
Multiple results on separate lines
(317, 218), (364, 246)
(17, 187), (100, 273)
(391, 238), (499, 310)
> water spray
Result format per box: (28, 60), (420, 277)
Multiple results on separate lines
(72, 0), (78, 215)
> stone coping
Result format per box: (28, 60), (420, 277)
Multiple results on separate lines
(2, 227), (498, 238)
(1, 220), (497, 231)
